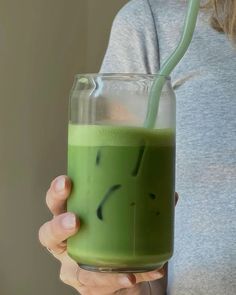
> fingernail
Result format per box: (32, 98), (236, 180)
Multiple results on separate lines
(119, 276), (133, 287)
(54, 176), (65, 192)
(61, 214), (76, 230)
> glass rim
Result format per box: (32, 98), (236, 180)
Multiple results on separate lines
(74, 73), (170, 80)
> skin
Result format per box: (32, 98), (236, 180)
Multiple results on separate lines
(39, 175), (178, 295)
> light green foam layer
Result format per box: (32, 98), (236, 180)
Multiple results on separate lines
(68, 124), (175, 147)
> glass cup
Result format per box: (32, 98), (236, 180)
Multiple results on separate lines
(67, 74), (176, 273)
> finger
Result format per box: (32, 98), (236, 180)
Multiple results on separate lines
(134, 267), (165, 284)
(46, 175), (71, 216)
(59, 254), (79, 286)
(38, 212), (79, 255)
(175, 192), (179, 206)
(77, 268), (136, 291)
(59, 260), (136, 294)
(77, 286), (134, 295)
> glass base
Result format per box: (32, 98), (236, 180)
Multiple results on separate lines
(79, 263), (164, 273)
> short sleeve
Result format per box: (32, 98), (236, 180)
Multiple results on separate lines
(100, 0), (160, 74)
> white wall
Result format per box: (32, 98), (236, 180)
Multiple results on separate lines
(0, 0), (127, 294)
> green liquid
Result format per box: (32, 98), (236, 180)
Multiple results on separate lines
(67, 124), (175, 271)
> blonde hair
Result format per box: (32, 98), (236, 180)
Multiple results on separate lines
(206, 0), (236, 40)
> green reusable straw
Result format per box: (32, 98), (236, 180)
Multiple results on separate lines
(144, 0), (200, 129)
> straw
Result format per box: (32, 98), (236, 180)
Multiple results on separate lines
(144, 0), (200, 129)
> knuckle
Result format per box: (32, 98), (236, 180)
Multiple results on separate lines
(38, 219), (60, 247)
(45, 190), (60, 213)
(59, 267), (71, 285)
(38, 224), (46, 246)
(45, 193), (53, 210)
(59, 272), (68, 284)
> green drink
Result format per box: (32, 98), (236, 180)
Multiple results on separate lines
(67, 124), (175, 272)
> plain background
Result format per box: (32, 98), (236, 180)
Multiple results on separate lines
(0, 0), (128, 294)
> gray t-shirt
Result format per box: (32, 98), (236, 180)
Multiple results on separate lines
(100, 0), (236, 294)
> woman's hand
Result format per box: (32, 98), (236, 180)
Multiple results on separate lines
(38, 175), (170, 295)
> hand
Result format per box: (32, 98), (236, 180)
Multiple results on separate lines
(39, 175), (173, 295)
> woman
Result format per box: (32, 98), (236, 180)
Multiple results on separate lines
(39, 0), (236, 294)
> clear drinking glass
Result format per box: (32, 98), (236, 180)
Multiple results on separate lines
(67, 74), (176, 273)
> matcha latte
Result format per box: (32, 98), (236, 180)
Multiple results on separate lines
(67, 124), (175, 272)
